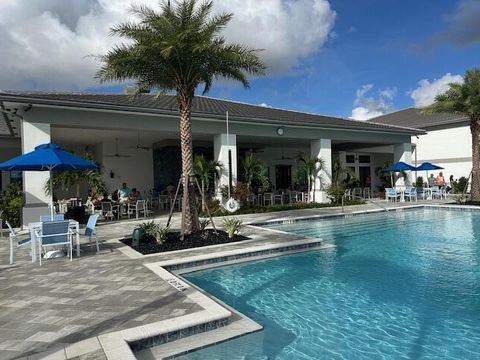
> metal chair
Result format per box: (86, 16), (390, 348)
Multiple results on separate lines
(78, 214), (100, 252)
(385, 188), (399, 202)
(263, 192), (273, 206)
(40, 214), (65, 222)
(101, 202), (115, 221)
(159, 195), (170, 210)
(7, 221), (31, 265)
(128, 200), (147, 219)
(404, 187), (417, 201)
(35, 221), (73, 266)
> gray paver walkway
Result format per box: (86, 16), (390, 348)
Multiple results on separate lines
(0, 200), (452, 359)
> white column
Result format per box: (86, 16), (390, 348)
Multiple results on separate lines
(214, 134), (237, 200)
(21, 120), (51, 226)
(394, 142), (412, 186)
(310, 139), (332, 203)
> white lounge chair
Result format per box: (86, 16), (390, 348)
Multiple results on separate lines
(404, 187), (417, 201)
(385, 188), (399, 202)
(35, 220), (73, 266)
(7, 221), (31, 265)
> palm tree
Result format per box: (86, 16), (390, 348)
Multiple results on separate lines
(97, 0), (265, 234)
(193, 154), (222, 211)
(423, 69), (480, 201)
(297, 153), (325, 202)
(241, 153), (268, 196)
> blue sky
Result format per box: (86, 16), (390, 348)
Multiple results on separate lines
(202, 0), (480, 118)
(1, 0), (479, 120)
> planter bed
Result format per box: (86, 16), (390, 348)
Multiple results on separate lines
(121, 229), (250, 255)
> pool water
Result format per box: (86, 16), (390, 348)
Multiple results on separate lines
(181, 209), (480, 359)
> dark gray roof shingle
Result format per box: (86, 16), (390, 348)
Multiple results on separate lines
(0, 92), (423, 134)
(368, 108), (468, 129)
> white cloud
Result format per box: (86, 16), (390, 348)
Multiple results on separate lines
(409, 73), (464, 107)
(350, 84), (396, 121)
(0, 0), (336, 91)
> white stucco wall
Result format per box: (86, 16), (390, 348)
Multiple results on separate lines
(101, 139), (154, 194)
(413, 125), (472, 181)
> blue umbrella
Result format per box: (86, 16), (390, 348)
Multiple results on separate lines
(415, 162), (444, 188)
(0, 143), (97, 218)
(384, 162), (416, 188)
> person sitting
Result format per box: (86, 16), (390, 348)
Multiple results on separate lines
(118, 182), (130, 203)
(128, 188), (141, 202)
(428, 174), (435, 187)
(100, 192), (112, 202)
(435, 172), (446, 188)
(111, 189), (119, 202)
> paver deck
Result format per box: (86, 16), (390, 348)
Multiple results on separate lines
(0, 200), (451, 359)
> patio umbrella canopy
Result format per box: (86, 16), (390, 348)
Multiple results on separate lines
(384, 162), (416, 188)
(0, 143), (97, 218)
(415, 162), (444, 187)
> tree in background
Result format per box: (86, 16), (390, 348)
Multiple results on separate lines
(325, 157), (355, 203)
(193, 155), (222, 211)
(423, 69), (480, 201)
(297, 153), (325, 202)
(97, 0), (265, 234)
(241, 153), (268, 196)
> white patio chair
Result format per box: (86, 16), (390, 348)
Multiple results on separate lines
(128, 200), (147, 219)
(101, 202), (115, 221)
(7, 221), (32, 265)
(35, 220), (73, 266)
(274, 192), (284, 205)
(352, 188), (363, 199)
(247, 194), (256, 206)
(40, 214), (65, 222)
(75, 214), (100, 252)
(430, 186), (442, 199)
(385, 188), (399, 202)
(344, 188), (352, 201)
(263, 193), (273, 206)
(363, 188), (371, 199)
(159, 195), (170, 210)
(404, 187), (417, 202)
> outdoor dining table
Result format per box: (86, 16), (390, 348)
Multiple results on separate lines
(28, 219), (80, 263)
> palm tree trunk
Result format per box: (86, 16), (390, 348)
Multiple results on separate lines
(201, 180), (206, 212)
(471, 117), (480, 202)
(178, 89), (199, 235)
(307, 176), (311, 203)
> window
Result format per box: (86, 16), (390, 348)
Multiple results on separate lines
(358, 155), (371, 164)
(346, 155), (355, 164)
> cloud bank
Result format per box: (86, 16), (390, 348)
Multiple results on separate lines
(0, 0), (336, 91)
(350, 84), (397, 120)
(409, 73), (464, 107)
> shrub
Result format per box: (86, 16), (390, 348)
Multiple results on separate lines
(452, 176), (469, 194)
(139, 221), (159, 238)
(199, 218), (210, 230)
(156, 226), (170, 244)
(222, 218), (243, 238)
(415, 176), (424, 187)
(0, 182), (23, 227)
(325, 184), (345, 204)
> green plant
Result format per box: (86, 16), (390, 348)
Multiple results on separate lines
(242, 154), (268, 196)
(0, 182), (23, 227)
(325, 184), (345, 204)
(415, 176), (424, 187)
(423, 68), (480, 200)
(222, 218), (243, 238)
(140, 221), (159, 238)
(454, 194), (468, 204)
(452, 176), (469, 194)
(375, 161), (393, 189)
(194, 155), (222, 211)
(199, 218), (210, 230)
(97, 0), (265, 234)
(44, 151), (106, 198)
(297, 153), (325, 202)
(156, 226), (170, 244)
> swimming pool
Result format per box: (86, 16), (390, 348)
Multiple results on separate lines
(181, 208), (480, 359)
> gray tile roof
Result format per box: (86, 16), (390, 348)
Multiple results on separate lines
(0, 92), (423, 134)
(368, 107), (468, 129)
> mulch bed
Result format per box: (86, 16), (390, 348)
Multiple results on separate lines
(121, 229), (250, 255)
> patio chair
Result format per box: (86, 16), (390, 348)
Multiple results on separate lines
(7, 221), (31, 265)
(263, 193), (274, 206)
(363, 188), (371, 199)
(101, 202), (115, 221)
(247, 194), (256, 206)
(404, 187), (417, 202)
(353, 188), (363, 199)
(274, 192), (284, 205)
(40, 214), (65, 222)
(430, 186), (442, 199)
(416, 187), (426, 200)
(128, 200), (147, 219)
(158, 195), (170, 210)
(77, 214), (100, 252)
(385, 188), (399, 202)
(343, 189), (352, 201)
(35, 220), (73, 266)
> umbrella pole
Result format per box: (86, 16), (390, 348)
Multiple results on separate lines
(49, 168), (54, 220)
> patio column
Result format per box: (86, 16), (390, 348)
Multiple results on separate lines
(21, 120), (51, 226)
(310, 139), (332, 203)
(394, 142), (412, 186)
(214, 134), (237, 200)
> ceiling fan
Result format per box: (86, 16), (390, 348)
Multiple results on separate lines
(105, 138), (131, 158)
(129, 131), (152, 151)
